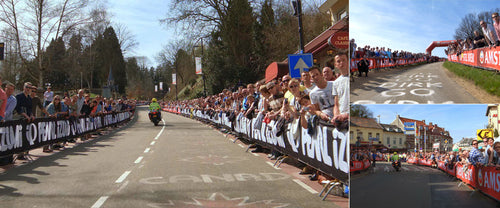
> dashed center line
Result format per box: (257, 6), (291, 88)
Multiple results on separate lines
(238, 144), (245, 148)
(115, 171), (131, 183)
(144, 148), (150, 153)
(150, 141), (156, 145)
(134, 156), (143, 164)
(91, 196), (109, 208)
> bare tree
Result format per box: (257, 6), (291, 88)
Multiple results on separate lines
(0, 0), (91, 86)
(160, 0), (229, 38)
(113, 22), (138, 55)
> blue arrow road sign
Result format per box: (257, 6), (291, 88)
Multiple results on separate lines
(288, 53), (313, 78)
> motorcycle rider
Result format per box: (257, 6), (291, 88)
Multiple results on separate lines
(391, 152), (401, 170)
(149, 98), (161, 111)
(149, 98), (162, 120)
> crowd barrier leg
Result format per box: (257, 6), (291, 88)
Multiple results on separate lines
(245, 143), (254, 152)
(273, 155), (286, 167)
(276, 155), (289, 168)
(319, 181), (342, 200)
(232, 137), (240, 143)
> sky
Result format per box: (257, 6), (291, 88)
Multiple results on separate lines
(350, 0), (498, 58)
(362, 104), (490, 144)
(108, 0), (175, 67)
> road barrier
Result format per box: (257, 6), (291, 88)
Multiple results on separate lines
(448, 47), (500, 71)
(407, 157), (500, 202)
(164, 106), (349, 183)
(350, 160), (371, 172)
(350, 57), (429, 72)
(0, 111), (134, 157)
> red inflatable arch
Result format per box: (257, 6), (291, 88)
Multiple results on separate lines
(426, 40), (459, 55)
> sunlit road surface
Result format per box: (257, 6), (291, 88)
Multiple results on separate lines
(351, 62), (479, 104)
(0, 107), (345, 208)
(350, 162), (498, 208)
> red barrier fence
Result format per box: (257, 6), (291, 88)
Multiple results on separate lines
(408, 157), (500, 201)
(448, 47), (500, 71)
(350, 160), (371, 172)
(350, 57), (428, 72)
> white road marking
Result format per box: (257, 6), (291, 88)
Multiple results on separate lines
(134, 156), (143, 164)
(293, 179), (318, 194)
(238, 144), (245, 148)
(252, 153), (259, 157)
(144, 148), (151, 153)
(154, 120), (166, 140)
(91, 196), (109, 208)
(266, 161), (281, 169)
(117, 181), (129, 193)
(150, 141), (156, 145)
(115, 171), (131, 183)
(402, 167), (410, 171)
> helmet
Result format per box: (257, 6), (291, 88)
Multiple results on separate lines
(151, 98), (157, 102)
(393, 152), (397, 155)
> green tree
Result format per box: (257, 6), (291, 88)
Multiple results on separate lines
(43, 37), (68, 89)
(350, 104), (373, 118)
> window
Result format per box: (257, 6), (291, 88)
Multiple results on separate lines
(393, 139), (396, 145)
(399, 138), (402, 145)
(368, 132), (372, 138)
(376, 133), (380, 139)
(387, 137), (390, 145)
(350, 131), (353, 140)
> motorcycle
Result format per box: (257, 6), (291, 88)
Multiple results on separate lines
(149, 110), (162, 126)
(392, 160), (401, 172)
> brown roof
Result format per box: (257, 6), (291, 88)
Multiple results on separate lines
(350, 117), (383, 129)
(398, 116), (426, 127)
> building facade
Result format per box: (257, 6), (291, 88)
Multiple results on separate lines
(486, 104), (499, 137)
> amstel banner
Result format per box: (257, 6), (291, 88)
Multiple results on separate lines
(448, 47), (500, 71)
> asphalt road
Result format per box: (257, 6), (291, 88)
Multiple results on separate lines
(0, 107), (342, 208)
(351, 62), (479, 104)
(350, 162), (498, 208)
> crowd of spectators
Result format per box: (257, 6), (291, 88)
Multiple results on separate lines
(403, 137), (500, 170)
(446, 12), (500, 55)
(0, 77), (136, 160)
(164, 52), (350, 182)
(350, 39), (429, 60)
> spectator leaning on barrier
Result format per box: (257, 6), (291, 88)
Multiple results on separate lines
(480, 20), (498, 47)
(15, 82), (35, 122)
(43, 86), (53, 107)
(0, 76), (7, 121)
(4, 82), (16, 121)
(492, 12), (500, 46)
(265, 81), (283, 120)
(300, 71), (315, 94)
(493, 138), (500, 169)
(322, 67), (336, 81)
(473, 30), (487, 49)
(76, 89), (85, 116)
(331, 53), (349, 126)
(469, 140), (485, 166)
(308, 66), (335, 121)
(31, 86), (49, 117)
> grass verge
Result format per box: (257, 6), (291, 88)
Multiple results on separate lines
(442, 61), (500, 97)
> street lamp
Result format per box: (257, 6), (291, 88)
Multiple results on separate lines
(290, 0), (305, 53)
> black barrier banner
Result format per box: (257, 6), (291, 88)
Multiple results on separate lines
(178, 108), (349, 182)
(0, 112), (133, 157)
